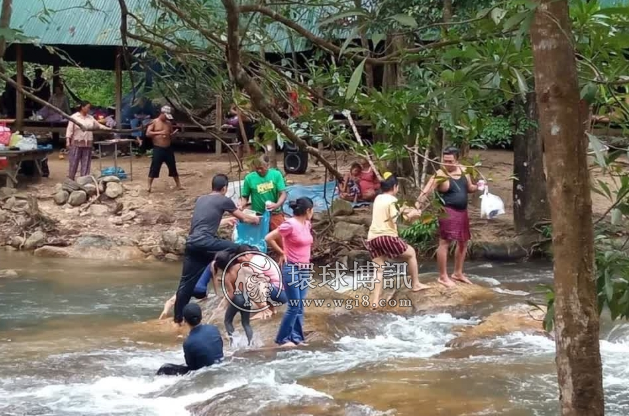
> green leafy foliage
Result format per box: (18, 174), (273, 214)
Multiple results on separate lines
(399, 216), (439, 253)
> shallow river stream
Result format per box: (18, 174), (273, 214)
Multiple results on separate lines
(1, 252), (628, 416)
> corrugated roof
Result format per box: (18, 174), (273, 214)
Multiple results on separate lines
(10, 0), (358, 53)
(11, 0), (158, 47)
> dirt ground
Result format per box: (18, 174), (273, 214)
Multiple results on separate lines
(4, 147), (618, 255)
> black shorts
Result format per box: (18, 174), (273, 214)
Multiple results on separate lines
(149, 146), (178, 178)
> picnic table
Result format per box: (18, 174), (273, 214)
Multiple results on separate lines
(0, 149), (53, 188)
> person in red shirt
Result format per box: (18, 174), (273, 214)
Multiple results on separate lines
(357, 157), (380, 201)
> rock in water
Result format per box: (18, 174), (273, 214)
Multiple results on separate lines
(10, 236), (25, 249)
(330, 199), (354, 217)
(24, 231), (46, 249)
(0, 269), (18, 279)
(68, 190), (87, 206)
(101, 175), (121, 183)
(164, 253), (179, 262)
(105, 182), (124, 199)
(34, 246), (71, 258)
(54, 190), (70, 205)
(83, 184), (97, 197)
(89, 204), (110, 216)
(333, 222), (366, 242)
(76, 176), (93, 186)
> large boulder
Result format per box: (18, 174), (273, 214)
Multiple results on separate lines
(83, 183), (97, 197)
(68, 190), (87, 207)
(101, 175), (121, 183)
(0, 187), (16, 200)
(330, 198), (354, 217)
(161, 229), (187, 255)
(10, 199), (30, 213)
(105, 182), (124, 199)
(0, 269), (19, 279)
(53, 190), (69, 205)
(62, 178), (82, 193)
(332, 222), (367, 242)
(2, 196), (15, 210)
(76, 176), (94, 187)
(10, 236), (25, 249)
(89, 204), (110, 216)
(447, 304), (547, 348)
(24, 231), (46, 250)
(34, 246), (71, 258)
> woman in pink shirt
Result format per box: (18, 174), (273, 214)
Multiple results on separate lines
(65, 101), (110, 180)
(357, 158), (380, 201)
(265, 197), (314, 347)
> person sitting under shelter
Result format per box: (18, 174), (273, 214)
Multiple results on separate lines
(157, 303), (223, 376)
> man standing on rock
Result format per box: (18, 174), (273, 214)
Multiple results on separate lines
(173, 174), (260, 326)
(239, 154), (287, 231)
(145, 106), (181, 193)
(415, 147), (484, 288)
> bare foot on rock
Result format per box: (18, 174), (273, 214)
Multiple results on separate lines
(438, 276), (456, 288)
(411, 283), (431, 292)
(451, 273), (473, 284)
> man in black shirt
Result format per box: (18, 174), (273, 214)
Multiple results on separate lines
(173, 174), (259, 325)
(157, 303), (224, 376)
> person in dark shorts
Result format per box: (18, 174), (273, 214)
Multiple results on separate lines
(212, 250), (254, 346)
(159, 263), (216, 320)
(157, 303), (224, 376)
(173, 174), (260, 325)
(415, 147), (482, 288)
(145, 105), (181, 193)
(366, 173), (428, 308)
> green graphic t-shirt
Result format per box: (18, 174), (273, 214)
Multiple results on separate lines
(242, 168), (287, 213)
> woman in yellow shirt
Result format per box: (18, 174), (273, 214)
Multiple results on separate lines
(365, 173), (429, 308)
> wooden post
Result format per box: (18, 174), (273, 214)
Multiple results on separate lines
(16, 44), (24, 131)
(52, 64), (60, 91)
(215, 94), (222, 155)
(114, 47), (123, 129)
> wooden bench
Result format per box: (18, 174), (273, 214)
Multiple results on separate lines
(0, 149), (53, 188)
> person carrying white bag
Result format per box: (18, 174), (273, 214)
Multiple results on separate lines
(479, 185), (506, 219)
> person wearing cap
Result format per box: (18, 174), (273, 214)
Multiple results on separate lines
(156, 303), (224, 376)
(145, 105), (181, 193)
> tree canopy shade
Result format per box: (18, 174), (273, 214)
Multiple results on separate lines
(3, 0), (359, 70)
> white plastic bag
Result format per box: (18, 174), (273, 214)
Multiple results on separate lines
(479, 186), (505, 219)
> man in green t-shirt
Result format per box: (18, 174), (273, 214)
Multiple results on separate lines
(239, 154), (288, 231)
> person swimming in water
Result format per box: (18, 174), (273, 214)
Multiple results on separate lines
(156, 303), (223, 376)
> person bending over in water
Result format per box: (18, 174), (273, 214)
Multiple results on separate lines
(365, 173), (429, 308)
(159, 262), (219, 320)
(266, 197), (315, 347)
(156, 303), (223, 376)
(213, 250), (254, 346)
(232, 244), (287, 320)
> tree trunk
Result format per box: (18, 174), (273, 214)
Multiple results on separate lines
(513, 92), (549, 234)
(530, 2), (604, 416)
(0, 0), (12, 59)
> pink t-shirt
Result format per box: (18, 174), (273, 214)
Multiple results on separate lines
(359, 168), (378, 193)
(249, 254), (281, 287)
(278, 218), (313, 264)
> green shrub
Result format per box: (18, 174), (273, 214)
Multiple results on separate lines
(400, 217), (439, 254)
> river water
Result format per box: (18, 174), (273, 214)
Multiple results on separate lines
(1, 252), (629, 416)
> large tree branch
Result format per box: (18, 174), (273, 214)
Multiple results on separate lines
(0, 71), (139, 133)
(222, 0), (344, 182)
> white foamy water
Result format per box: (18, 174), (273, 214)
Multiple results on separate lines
(492, 288), (530, 296)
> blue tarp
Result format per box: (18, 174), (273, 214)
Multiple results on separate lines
(234, 210), (271, 252)
(281, 181), (371, 215)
